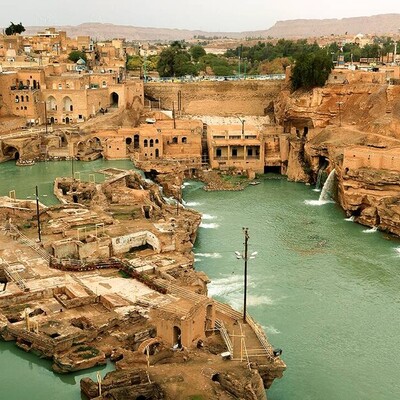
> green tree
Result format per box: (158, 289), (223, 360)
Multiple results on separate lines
(5, 22), (25, 35)
(126, 55), (142, 71)
(156, 43), (198, 77)
(291, 50), (333, 91)
(68, 50), (87, 63)
(197, 54), (234, 76)
(190, 45), (206, 62)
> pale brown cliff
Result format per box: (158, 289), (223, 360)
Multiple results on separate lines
(275, 72), (400, 236)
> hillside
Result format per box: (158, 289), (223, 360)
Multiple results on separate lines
(23, 23), (243, 41)
(262, 13), (400, 38)
(23, 14), (400, 41)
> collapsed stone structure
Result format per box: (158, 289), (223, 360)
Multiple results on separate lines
(0, 168), (285, 399)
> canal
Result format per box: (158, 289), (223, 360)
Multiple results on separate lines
(0, 162), (399, 399)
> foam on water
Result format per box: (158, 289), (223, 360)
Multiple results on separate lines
(395, 247), (400, 256)
(363, 226), (378, 233)
(184, 201), (202, 207)
(304, 199), (334, 206)
(247, 294), (275, 306)
(194, 252), (222, 259)
(262, 325), (281, 335)
(200, 222), (219, 229)
(345, 216), (355, 222)
(208, 278), (244, 308)
(312, 189), (321, 192)
(202, 214), (216, 220)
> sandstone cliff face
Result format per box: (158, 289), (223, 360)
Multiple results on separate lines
(278, 80), (400, 235)
(338, 166), (400, 236)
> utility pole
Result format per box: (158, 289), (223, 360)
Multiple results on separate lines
(172, 101), (176, 129)
(35, 186), (41, 242)
(143, 50), (147, 81)
(238, 45), (242, 77)
(336, 101), (343, 127)
(235, 228), (257, 323)
(177, 90), (182, 115)
(237, 116), (245, 139)
(243, 227), (249, 323)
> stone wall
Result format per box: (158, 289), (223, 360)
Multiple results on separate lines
(144, 81), (283, 116)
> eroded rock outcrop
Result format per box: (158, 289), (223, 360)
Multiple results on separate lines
(277, 75), (400, 235)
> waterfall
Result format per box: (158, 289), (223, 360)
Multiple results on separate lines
(319, 169), (336, 202)
(315, 169), (324, 191)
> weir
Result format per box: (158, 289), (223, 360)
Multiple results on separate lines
(319, 169), (336, 202)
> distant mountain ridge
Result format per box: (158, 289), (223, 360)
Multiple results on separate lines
(262, 13), (400, 38)
(23, 14), (400, 41)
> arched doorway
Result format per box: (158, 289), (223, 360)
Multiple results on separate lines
(110, 92), (119, 107)
(65, 117), (70, 124)
(173, 326), (182, 348)
(134, 134), (139, 149)
(50, 117), (55, 124)
(46, 96), (57, 111)
(62, 96), (73, 112)
(87, 137), (102, 151)
(155, 149), (159, 158)
(205, 304), (213, 331)
(3, 146), (20, 160)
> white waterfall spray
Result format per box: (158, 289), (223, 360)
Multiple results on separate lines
(305, 169), (336, 206)
(319, 169), (336, 202)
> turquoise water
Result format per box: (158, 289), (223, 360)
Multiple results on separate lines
(0, 341), (114, 400)
(183, 177), (400, 400)
(0, 159), (136, 206)
(1, 164), (399, 399)
(0, 159), (134, 399)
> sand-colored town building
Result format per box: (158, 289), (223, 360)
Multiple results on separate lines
(0, 65), (144, 126)
(207, 124), (289, 174)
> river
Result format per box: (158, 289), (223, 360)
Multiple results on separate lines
(1, 162), (399, 399)
(183, 177), (400, 400)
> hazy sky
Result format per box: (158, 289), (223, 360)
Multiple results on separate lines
(1, 0), (399, 32)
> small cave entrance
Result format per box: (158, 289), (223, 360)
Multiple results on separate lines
(0, 271), (9, 292)
(72, 194), (79, 203)
(264, 165), (281, 174)
(129, 242), (154, 253)
(143, 205), (151, 219)
(136, 396), (147, 400)
(144, 169), (159, 182)
(125, 137), (132, 145)
(211, 373), (220, 382)
(3, 146), (20, 160)
(318, 156), (329, 169)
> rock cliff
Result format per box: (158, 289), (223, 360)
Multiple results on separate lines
(276, 78), (400, 236)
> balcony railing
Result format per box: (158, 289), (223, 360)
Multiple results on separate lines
(10, 86), (40, 91)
